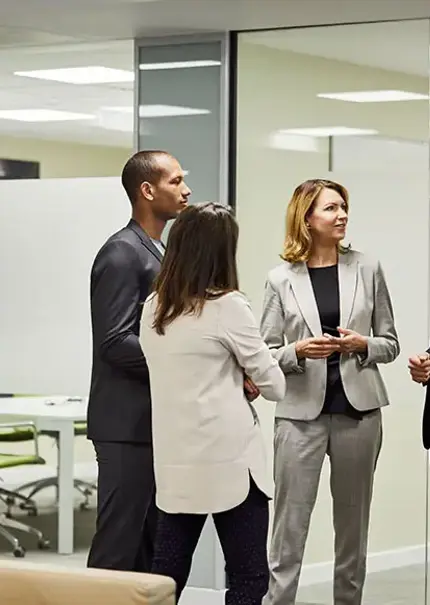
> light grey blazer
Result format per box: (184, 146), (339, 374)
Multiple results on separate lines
(260, 249), (400, 420)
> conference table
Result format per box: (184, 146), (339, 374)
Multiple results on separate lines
(0, 395), (226, 590)
(0, 396), (88, 555)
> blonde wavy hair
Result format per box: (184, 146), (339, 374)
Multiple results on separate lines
(282, 178), (350, 263)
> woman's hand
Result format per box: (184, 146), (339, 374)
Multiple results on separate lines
(244, 375), (260, 402)
(295, 337), (341, 360)
(324, 328), (368, 354)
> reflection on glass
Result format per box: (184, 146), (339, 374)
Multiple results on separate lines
(136, 37), (227, 591)
(236, 19), (430, 605)
(0, 40), (134, 178)
(137, 41), (223, 205)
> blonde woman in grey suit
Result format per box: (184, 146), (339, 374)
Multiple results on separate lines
(261, 179), (400, 605)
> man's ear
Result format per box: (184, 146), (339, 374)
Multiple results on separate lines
(140, 181), (154, 201)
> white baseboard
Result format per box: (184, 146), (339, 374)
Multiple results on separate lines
(181, 544), (427, 602)
(181, 587), (225, 605)
(300, 544), (426, 586)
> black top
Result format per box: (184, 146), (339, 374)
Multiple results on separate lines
(87, 219), (163, 444)
(308, 265), (363, 419)
(422, 348), (430, 449)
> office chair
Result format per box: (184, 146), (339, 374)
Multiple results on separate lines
(16, 422), (96, 513)
(0, 421), (50, 557)
(0, 395), (96, 514)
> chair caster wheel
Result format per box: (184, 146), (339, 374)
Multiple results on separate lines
(13, 546), (25, 558)
(20, 502), (38, 516)
(38, 539), (50, 550)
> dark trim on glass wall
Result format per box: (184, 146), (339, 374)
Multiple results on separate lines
(219, 33), (231, 206)
(133, 38), (140, 153)
(135, 33), (229, 211)
(236, 15), (429, 35)
(227, 32), (238, 213)
(328, 136), (333, 172)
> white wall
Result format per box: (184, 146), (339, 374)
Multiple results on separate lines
(0, 177), (130, 396)
(236, 27), (430, 579)
(332, 136), (429, 175)
(0, 135), (132, 178)
(340, 172), (428, 554)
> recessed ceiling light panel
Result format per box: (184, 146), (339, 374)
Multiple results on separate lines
(102, 105), (210, 118)
(279, 127), (378, 137)
(318, 90), (429, 103)
(14, 66), (134, 84)
(0, 109), (95, 122)
(139, 60), (221, 71)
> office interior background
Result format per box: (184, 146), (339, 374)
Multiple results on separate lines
(1, 1), (430, 604)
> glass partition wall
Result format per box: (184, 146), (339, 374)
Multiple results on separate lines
(136, 35), (229, 207)
(136, 34), (231, 594)
(235, 19), (430, 605)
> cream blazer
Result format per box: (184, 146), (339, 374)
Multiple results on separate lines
(140, 291), (286, 514)
(261, 250), (400, 420)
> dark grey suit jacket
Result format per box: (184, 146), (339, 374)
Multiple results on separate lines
(87, 219), (163, 443)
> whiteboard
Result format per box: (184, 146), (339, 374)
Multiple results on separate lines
(0, 177), (130, 395)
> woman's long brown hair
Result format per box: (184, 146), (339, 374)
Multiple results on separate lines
(152, 202), (239, 335)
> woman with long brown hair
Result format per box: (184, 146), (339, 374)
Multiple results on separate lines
(140, 202), (285, 604)
(261, 179), (400, 605)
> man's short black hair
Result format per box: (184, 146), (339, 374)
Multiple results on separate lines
(121, 150), (172, 205)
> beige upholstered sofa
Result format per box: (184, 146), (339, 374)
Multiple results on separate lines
(0, 559), (175, 605)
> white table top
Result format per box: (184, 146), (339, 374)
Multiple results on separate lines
(0, 396), (87, 422)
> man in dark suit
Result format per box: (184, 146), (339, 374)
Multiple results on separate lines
(86, 150), (191, 572)
(408, 352), (430, 448)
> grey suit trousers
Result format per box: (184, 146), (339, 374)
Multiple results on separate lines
(263, 411), (382, 605)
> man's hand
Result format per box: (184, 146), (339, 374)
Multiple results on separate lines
(244, 375), (260, 402)
(323, 328), (368, 354)
(408, 354), (430, 384)
(295, 337), (340, 360)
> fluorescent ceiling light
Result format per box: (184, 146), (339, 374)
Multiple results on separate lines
(317, 90), (429, 103)
(280, 127), (378, 137)
(0, 109), (94, 122)
(103, 105), (210, 117)
(14, 66), (134, 84)
(140, 104), (209, 117)
(139, 60), (221, 70)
